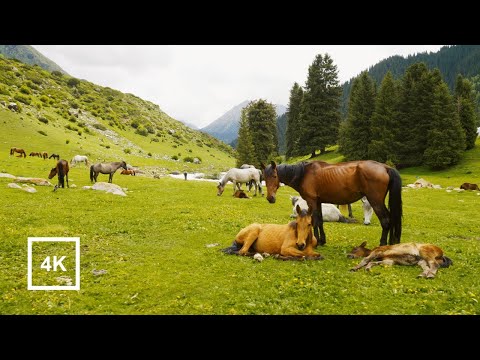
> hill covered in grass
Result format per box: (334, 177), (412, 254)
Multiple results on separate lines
(0, 45), (67, 74)
(0, 55), (236, 177)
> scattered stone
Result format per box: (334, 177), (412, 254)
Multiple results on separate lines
(206, 243), (220, 248)
(56, 276), (73, 286)
(92, 269), (107, 276)
(253, 253), (264, 262)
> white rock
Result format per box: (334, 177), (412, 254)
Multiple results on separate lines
(253, 253), (264, 262)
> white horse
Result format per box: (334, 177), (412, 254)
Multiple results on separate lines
(290, 195), (373, 224)
(239, 164), (262, 192)
(290, 196), (356, 223)
(217, 167), (262, 197)
(71, 155), (89, 167)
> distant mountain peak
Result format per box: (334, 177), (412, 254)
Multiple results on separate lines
(0, 45), (67, 74)
(202, 100), (287, 144)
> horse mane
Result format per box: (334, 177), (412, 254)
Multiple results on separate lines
(276, 162), (306, 190)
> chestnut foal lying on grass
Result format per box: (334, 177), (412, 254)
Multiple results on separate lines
(222, 205), (323, 261)
(348, 241), (452, 278)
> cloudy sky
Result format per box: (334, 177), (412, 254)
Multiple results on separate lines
(33, 45), (444, 128)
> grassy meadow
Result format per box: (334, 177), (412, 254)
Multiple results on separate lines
(1, 134), (480, 315)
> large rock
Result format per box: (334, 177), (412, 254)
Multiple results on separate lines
(15, 177), (52, 186)
(0, 173), (16, 179)
(89, 182), (127, 196)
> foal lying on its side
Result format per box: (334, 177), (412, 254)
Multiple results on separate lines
(348, 241), (452, 278)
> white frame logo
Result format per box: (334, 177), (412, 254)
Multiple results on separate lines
(27, 237), (80, 290)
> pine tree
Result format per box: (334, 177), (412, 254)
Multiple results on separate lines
(423, 81), (466, 169)
(235, 108), (256, 167)
(285, 82), (303, 159)
(368, 71), (399, 163)
(298, 54), (341, 157)
(455, 74), (478, 150)
(338, 71), (376, 160)
(395, 63), (437, 167)
(245, 99), (278, 164)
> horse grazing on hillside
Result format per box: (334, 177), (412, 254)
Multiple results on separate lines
(41, 151), (48, 159)
(222, 204), (324, 260)
(10, 147), (26, 158)
(48, 159), (70, 189)
(233, 190), (250, 199)
(262, 160), (403, 247)
(90, 161), (127, 183)
(71, 155), (89, 167)
(460, 182), (479, 191)
(29, 152), (42, 157)
(217, 167), (262, 197)
(49, 153), (60, 160)
(348, 241), (452, 279)
(120, 169), (136, 176)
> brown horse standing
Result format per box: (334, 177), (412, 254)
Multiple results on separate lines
(10, 147), (26, 158)
(222, 205), (323, 260)
(460, 182), (479, 191)
(261, 160), (403, 247)
(48, 159), (69, 188)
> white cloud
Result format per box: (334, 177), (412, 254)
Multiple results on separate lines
(33, 45), (444, 128)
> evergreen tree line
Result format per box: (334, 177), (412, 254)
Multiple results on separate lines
(285, 55), (478, 170)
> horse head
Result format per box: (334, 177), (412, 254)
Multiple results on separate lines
(121, 161), (128, 170)
(347, 241), (370, 259)
(217, 182), (225, 196)
(261, 161), (280, 204)
(294, 205), (313, 251)
(48, 167), (57, 179)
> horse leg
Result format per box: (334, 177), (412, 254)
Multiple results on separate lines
(348, 204), (353, 218)
(66, 173), (69, 188)
(313, 200), (326, 246)
(236, 225), (261, 256)
(109, 173), (113, 183)
(370, 201), (390, 246)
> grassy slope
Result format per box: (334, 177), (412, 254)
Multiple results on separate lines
(0, 56), (236, 178)
(1, 138), (479, 314)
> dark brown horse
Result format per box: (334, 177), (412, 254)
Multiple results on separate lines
(10, 147), (26, 158)
(460, 182), (479, 191)
(48, 159), (69, 188)
(49, 153), (60, 160)
(261, 160), (403, 247)
(120, 169), (136, 176)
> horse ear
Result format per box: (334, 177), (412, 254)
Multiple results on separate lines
(270, 161), (276, 169)
(360, 241), (367, 248)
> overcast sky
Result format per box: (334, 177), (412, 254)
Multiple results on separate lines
(33, 45), (444, 128)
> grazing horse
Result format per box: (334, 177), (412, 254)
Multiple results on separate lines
(222, 204), (323, 260)
(460, 182), (479, 191)
(90, 161), (127, 183)
(41, 151), (48, 159)
(10, 147), (26, 158)
(49, 153), (60, 160)
(71, 155), (89, 167)
(261, 160), (403, 247)
(120, 169), (136, 176)
(48, 159), (70, 188)
(29, 152), (41, 157)
(217, 167), (262, 197)
(348, 241), (452, 279)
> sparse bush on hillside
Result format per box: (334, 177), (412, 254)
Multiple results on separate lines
(67, 78), (80, 87)
(38, 130), (47, 136)
(148, 152), (152, 157)
(69, 116), (77, 123)
(93, 123), (106, 131)
(66, 139), (70, 144)
(25, 80), (39, 90)
(124, 148), (131, 154)
(130, 119), (139, 129)
(39, 95), (49, 103)
(146, 124), (155, 134)
(14, 93), (31, 105)
(0, 84), (10, 95)
(172, 155), (179, 160)
(65, 124), (78, 131)
(151, 138), (159, 142)
(38, 116), (48, 124)
(19, 85), (31, 95)
(51, 70), (63, 77)
(183, 157), (194, 163)
(136, 125), (148, 136)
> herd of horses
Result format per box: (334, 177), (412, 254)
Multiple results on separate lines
(219, 159), (464, 277)
(9, 147), (130, 188)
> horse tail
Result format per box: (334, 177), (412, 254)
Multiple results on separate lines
(90, 165), (94, 182)
(387, 167), (403, 244)
(221, 240), (242, 255)
(440, 256), (453, 268)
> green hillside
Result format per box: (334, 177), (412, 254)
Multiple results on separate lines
(0, 45), (67, 74)
(0, 56), (236, 177)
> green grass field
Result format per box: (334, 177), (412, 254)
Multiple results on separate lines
(1, 138), (480, 315)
